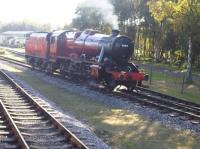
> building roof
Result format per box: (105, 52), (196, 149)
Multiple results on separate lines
(1, 31), (34, 35)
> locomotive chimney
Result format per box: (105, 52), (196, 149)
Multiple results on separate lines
(111, 29), (120, 37)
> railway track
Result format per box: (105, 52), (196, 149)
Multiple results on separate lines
(114, 87), (200, 124)
(134, 87), (200, 121)
(0, 47), (25, 57)
(1, 55), (200, 125)
(0, 70), (89, 149)
(0, 100), (23, 148)
(0, 56), (30, 69)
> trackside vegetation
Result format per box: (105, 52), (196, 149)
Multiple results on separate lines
(1, 49), (200, 106)
(4, 65), (200, 149)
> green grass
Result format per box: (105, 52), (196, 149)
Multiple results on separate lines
(145, 71), (200, 104)
(4, 66), (200, 149)
(193, 70), (200, 77)
(1, 48), (199, 104)
(136, 60), (200, 76)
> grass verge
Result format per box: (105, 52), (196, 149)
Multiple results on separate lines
(136, 60), (200, 77)
(144, 71), (200, 104)
(3, 65), (200, 149)
(1, 49), (199, 104)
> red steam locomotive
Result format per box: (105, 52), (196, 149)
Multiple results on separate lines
(25, 29), (148, 90)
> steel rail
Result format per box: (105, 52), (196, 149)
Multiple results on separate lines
(0, 98), (29, 149)
(136, 86), (200, 109)
(1, 54), (200, 123)
(0, 56), (30, 68)
(0, 70), (89, 149)
(115, 90), (200, 122)
(2, 47), (25, 56)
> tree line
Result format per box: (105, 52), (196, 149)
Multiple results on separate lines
(71, 0), (200, 81)
(0, 0), (199, 81)
(0, 21), (51, 32)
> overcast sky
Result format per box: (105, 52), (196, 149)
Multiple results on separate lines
(0, 0), (84, 28)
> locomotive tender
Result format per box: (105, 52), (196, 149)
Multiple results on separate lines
(25, 29), (148, 90)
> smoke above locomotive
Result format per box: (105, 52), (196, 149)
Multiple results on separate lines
(77, 0), (119, 29)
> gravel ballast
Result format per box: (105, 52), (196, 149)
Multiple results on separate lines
(27, 66), (200, 135)
(0, 62), (110, 149)
(1, 60), (200, 147)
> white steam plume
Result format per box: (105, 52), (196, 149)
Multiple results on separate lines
(78, 0), (119, 29)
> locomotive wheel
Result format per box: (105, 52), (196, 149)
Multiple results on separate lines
(31, 64), (35, 69)
(41, 62), (47, 70)
(137, 81), (142, 87)
(46, 63), (53, 74)
(38, 62), (43, 70)
(127, 81), (137, 92)
(31, 62), (36, 69)
(30, 59), (35, 69)
(28, 57), (35, 69)
(105, 75), (116, 90)
(60, 63), (66, 77)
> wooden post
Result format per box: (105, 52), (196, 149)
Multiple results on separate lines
(164, 70), (168, 85)
(186, 36), (192, 82)
(149, 66), (152, 85)
(181, 74), (185, 94)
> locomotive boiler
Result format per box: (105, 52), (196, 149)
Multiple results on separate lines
(25, 29), (148, 90)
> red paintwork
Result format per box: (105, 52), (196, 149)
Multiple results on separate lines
(25, 30), (148, 86)
(90, 65), (101, 78)
(65, 31), (82, 58)
(80, 30), (103, 56)
(25, 33), (49, 59)
(111, 71), (145, 81)
(49, 31), (67, 61)
(26, 30), (108, 61)
(64, 29), (108, 58)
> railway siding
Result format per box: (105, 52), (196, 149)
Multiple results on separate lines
(0, 70), (90, 149)
(0, 101), (24, 148)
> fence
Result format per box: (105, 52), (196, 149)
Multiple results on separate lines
(139, 64), (187, 94)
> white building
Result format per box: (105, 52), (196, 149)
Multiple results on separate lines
(0, 31), (33, 47)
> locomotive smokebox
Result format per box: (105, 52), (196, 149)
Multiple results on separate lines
(112, 29), (120, 37)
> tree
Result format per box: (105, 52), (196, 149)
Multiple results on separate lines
(136, 0), (158, 59)
(148, 0), (200, 81)
(111, 0), (158, 59)
(111, 0), (139, 38)
(63, 23), (72, 30)
(0, 21), (51, 32)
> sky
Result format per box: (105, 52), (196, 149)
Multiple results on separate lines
(0, 0), (84, 28)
